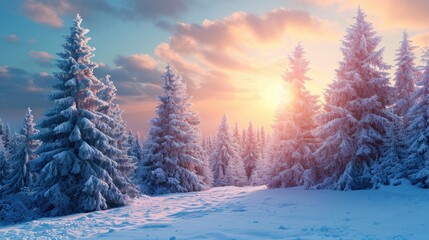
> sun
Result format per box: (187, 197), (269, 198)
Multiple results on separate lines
(259, 80), (294, 111)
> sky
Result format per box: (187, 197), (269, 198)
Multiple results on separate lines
(1, 0), (429, 137)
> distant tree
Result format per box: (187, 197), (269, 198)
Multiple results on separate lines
(394, 31), (418, 117)
(210, 114), (246, 186)
(0, 120), (12, 160)
(404, 53), (429, 188)
(137, 65), (211, 195)
(0, 137), (7, 186)
(242, 122), (261, 183)
(267, 43), (319, 189)
(32, 15), (132, 216)
(2, 108), (40, 194)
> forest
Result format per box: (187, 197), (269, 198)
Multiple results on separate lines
(0, 7), (428, 228)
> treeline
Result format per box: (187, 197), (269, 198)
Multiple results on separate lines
(203, 8), (429, 191)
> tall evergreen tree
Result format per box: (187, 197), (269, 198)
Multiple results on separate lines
(32, 15), (132, 216)
(405, 54), (429, 188)
(97, 75), (139, 197)
(2, 108), (40, 194)
(137, 65), (211, 195)
(394, 30), (417, 117)
(0, 137), (7, 186)
(210, 115), (246, 186)
(314, 8), (391, 190)
(267, 43), (319, 189)
(242, 122), (260, 183)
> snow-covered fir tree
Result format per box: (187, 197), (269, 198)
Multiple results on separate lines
(370, 111), (404, 187)
(242, 122), (261, 184)
(404, 54), (429, 188)
(2, 108), (40, 194)
(394, 31), (417, 117)
(32, 15), (134, 216)
(127, 131), (144, 166)
(137, 65), (211, 195)
(97, 75), (139, 197)
(0, 120), (12, 160)
(209, 114), (246, 186)
(267, 43), (319, 189)
(0, 137), (7, 186)
(314, 8), (391, 190)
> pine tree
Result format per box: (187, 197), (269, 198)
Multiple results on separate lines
(0, 137), (7, 186)
(314, 8), (391, 190)
(2, 108), (40, 194)
(242, 122), (260, 183)
(97, 75), (139, 197)
(394, 30), (417, 117)
(0, 120), (12, 160)
(371, 111), (404, 187)
(210, 115), (246, 186)
(137, 65), (211, 195)
(405, 54), (429, 188)
(233, 123), (241, 150)
(32, 15), (132, 216)
(128, 131), (144, 166)
(267, 43), (319, 189)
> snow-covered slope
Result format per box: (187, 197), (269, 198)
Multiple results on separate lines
(0, 183), (427, 239)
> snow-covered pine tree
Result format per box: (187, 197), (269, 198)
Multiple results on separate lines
(97, 75), (139, 197)
(233, 123), (241, 150)
(128, 131), (144, 166)
(2, 108), (40, 194)
(394, 30), (417, 117)
(370, 110), (404, 187)
(242, 122), (261, 183)
(267, 43), (319, 189)
(259, 126), (266, 158)
(137, 65), (211, 195)
(314, 8), (391, 190)
(404, 53), (429, 188)
(32, 14), (132, 216)
(0, 137), (7, 186)
(0, 120), (12, 161)
(210, 114), (246, 186)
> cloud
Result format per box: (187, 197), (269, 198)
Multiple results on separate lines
(23, 0), (67, 27)
(95, 56), (163, 102)
(28, 51), (54, 67)
(4, 34), (19, 43)
(22, 0), (193, 28)
(302, 0), (429, 30)
(0, 66), (8, 74)
(413, 32), (429, 46)
(121, 0), (193, 21)
(153, 8), (339, 100)
(115, 54), (157, 71)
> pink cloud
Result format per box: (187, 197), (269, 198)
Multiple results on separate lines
(0, 66), (9, 74)
(413, 32), (429, 46)
(4, 34), (19, 43)
(28, 51), (54, 66)
(304, 0), (429, 30)
(115, 54), (157, 71)
(23, 0), (68, 28)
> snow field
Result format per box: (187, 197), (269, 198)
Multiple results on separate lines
(0, 183), (427, 240)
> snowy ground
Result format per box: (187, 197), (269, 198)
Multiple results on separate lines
(0, 183), (428, 240)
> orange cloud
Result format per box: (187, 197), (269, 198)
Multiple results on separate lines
(305, 0), (429, 30)
(115, 54), (158, 71)
(23, 0), (70, 27)
(413, 32), (429, 46)
(148, 8), (339, 135)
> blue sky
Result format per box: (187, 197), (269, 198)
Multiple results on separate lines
(1, 0), (429, 135)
